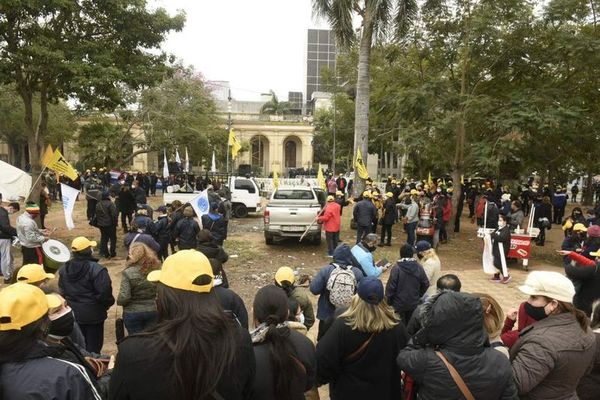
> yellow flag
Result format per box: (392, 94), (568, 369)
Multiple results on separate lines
(273, 166), (279, 189)
(461, 174), (465, 185)
(228, 128), (242, 159)
(317, 164), (326, 190)
(41, 144), (54, 167)
(47, 149), (78, 180)
(427, 172), (433, 186)
(354, 148), (369, 180)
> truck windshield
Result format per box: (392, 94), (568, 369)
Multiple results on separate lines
(273, 190), (315, 200)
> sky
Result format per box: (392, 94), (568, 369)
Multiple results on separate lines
(152, 0), (329, 101)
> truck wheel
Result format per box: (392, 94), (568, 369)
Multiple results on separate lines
(233, 204), (248, 218)
(265, 234), (274, 245)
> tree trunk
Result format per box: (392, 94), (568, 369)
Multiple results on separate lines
(584, 169), (594, 206)
(352, 11), (375, 197)
(116, 148), (151, 169)
(20, 87), (48, 202)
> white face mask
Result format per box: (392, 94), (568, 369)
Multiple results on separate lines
(436, 188), (442, 193)
(498, 221), (506, 228)
(297, 313), (305, 325)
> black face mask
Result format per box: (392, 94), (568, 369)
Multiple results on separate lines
(524, 302), (548, 321)
(366, 244), (377, 252)
(48, 310), (75, 339)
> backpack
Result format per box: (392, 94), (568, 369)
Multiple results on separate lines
(326, 263), (357, 308)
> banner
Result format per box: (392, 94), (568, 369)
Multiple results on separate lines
(354, 148), (369, 180)
(47, 149), (78, 180)
(317, 164), (326, 190)
(41, 145), (54, 167)
(175, 148), (181, 165)
(162, 149), (169, 179)
(60, 183), (79, 230)
(482, 233), (496, 274)
(184, 147), (189, 172)
(189, 189), (210, 229)
(228, 128), (242, 159)
(427, 172), (433, 187)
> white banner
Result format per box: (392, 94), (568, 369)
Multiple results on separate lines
(60, 183), (80, 230)
(189, 189), (210, 229)
(482, 233), (496, 274)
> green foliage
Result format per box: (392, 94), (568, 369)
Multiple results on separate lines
(259, 90), (290, 115)
(77, 118), (133, 168)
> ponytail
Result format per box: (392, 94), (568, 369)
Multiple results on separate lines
(556, 301), (590, 331)
(264, 317), (299, 399)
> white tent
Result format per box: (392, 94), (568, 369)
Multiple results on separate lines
(0, 160), (32, 200)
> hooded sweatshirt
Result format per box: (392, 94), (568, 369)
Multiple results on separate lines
(385, 258), (429, 314)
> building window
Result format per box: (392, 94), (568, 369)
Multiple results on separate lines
(285, 140), (297, 168)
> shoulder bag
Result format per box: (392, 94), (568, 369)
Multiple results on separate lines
(344, 333), (375, 363)
(435, 351), (475, 400)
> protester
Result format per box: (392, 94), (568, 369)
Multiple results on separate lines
(274, 266), (315, 330)
(39, 181), (51, 229)
(397, 291), (518, 399)
(353, 191), (377, 243)
(210, 259), (248, 328)
(490, 213), (511, 283)
(118, 185), (136, 233)
(310, 243), (366, 340)
(117, 243), (161, 334)
(511, 271), (597, 399)
(132, 208), (154, 235)
(552, 187), (568, 224)
(95, 190), (118, 259)
(0, 283), (102, 399)
(397, 192), (419, 246)
(475, 293), (508, 357)
(316, 277), (409, 400)
(109, 250), (256, 400)
(123, 220), (161, 254)
(562, 206), (585, 237)
(171, 206), (199, 251)
(534, 195), (552, 245)
(576, 299), (600, 399)
(0, 200), (19, 284)
(318, 195), (341, 256)
(16, 202), (47, 265)
(15, 263), (54, 289)
(201, 202), (227, 246)
(351, 233), (385, 278)
(59, 237), (115, 353)
(560, 248), (600, 316)
(508, 200), (525, 230)
(131, 180), (146, 206)
(379, 192), (396, 247)
(500, 301), (538, 349)
(251, 285), (316, 400)
(415, 240), (441, 296)
(335, 190), (349, 215)
(561, 223), (587, 251)
(385, 244), (429, 322)
(152, 206), (171, 260)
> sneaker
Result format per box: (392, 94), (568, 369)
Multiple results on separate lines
(385, 243), (391, 246)
(501, 276), (512, 284)
(490, 273), (502, 283)
(378, 243), (385, 247)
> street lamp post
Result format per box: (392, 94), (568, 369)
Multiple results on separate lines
(227, 88), (232, 174)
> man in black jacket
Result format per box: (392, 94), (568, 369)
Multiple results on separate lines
(0, 197), (19, 283)
(379, 192), (397, 246)
(353, 192), (377, 244)
(95, 191), (118, 258)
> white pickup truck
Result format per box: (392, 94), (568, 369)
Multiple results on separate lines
(263, 186), (324, 245)
(163, 176), (262, 218)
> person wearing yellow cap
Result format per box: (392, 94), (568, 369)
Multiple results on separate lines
(109, 250), (255, 400)
(379, 191), (397, 247)
(354, 190), (377, 244)
(274, 266), (315, 330)
(560, 223), (587, 253)
(318, 196), (342, 257)
(59, 236), (114, 353)
(16, 263), (54, 287)
(561, 207), (586, 239)
(0, 283), (102, 399)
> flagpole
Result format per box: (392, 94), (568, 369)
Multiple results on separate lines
(227, 88), (232, 174)
(25, 166), (49, 201)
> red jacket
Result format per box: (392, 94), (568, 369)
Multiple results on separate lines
(318, 202), (341, 232)
(442, 201), (452, 222)
(500, 301), (538, 348)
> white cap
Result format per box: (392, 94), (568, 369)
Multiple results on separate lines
(519, 271), (575, 303)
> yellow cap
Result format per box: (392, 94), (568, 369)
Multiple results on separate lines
(562, 220), (573, 231)
(275, 266), (295, 285)
(0, 283), (61, 331)
(336, 191), (343, 196)
(447, 187), (454, 193)
(386, 192), (393, 197)
(410, 189), (418, 195)
(71, 237), (97, 252)
(327, 195), (334, 202)
(147, 250), (213, 293)
(362, 191), (371, 198)
(16, 264), (55, 284)
(573, 223), (587, 232)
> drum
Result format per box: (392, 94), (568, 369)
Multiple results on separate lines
(42, 239), (71, 270)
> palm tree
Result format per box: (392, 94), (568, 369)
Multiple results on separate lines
(260, 90), (290, 115)
(313, 0), (417, 195)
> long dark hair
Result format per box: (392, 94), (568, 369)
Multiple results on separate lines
(0, 316), (48, 400)
(147, 284), (238, 400)
(591, 300), (600, 330)
(544, 296), (590, 331)
(253, 285), (302, 399)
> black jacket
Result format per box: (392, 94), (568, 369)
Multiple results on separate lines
(397, 292), (518, 400)
(198, 241), (230, 287)
(352, 199), (376, 227)
(201, 213), (227, 245)
(214, 285), (248, 329)
(565, 261), (600, 316)
(316, 316), (409, 400)
(109, 325), (255, 400)
(0, 341), (102, 400)
(381, 198), (397, 225)
(492, 224), (511, 270)
(117, 189), (136, 214)
(0, 206), (16, 239)
(152, 216), (171, 246)
(385, 258), (429, 314)
(95, 200), (117, 227)
(252, 329), (316, 400)
(131, 187), (146, 205)
(173, 217), (200, 249)
(59, 255), (115, 324)
(533, 202), (552, 227)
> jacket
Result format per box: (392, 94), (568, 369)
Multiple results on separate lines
(509, 209), (525, 230)
(214, 285), (249, 329)
(399, 201), (419, 224)
(131, 187), (146, 205)
(117, 265), (157, 314)
(577, 330), (600, 400)
(420, 255), (441, 296)
(252, 329), (316, 400)
(197, 241), (229, 264)
(309, 244), (365, 321)
(500, 302), (537, 349)
(288, 286), (315, 330)
(109, 324), (255, 400)
(201, 213), (227, 245)
(59, 255), (115, 324)
(95, 200), (117, 227)
(351, 243), (383, 277)
(152, 216), (171, 246)
(397, 292), (518, 400)
(385, 258), (429, 314)
(381, 198), (397, 225)
(316, 315), (409, 400)
(16, 212), (45, 248)
(0, 206), (16, 239)
(492, 224), (511, 270)
(118, 189), (136, 214)
(123, 232), (160, 254)
(0, 341), (102, 400)
(534, 203), (552, 227)
(318, 202), (341, 232)
(173, 217), (200, 249)
(511, 313), (597, 399)
(352, 199), (376, 227)
(565, 258), (600, 316)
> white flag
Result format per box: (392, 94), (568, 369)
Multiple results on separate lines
(211, 151), (217, 173)
(482, 233), (497, 274)
(162, 149), (169, 179)
(60, 183), (79, 230)
(189, 189), (210, 229)
(184, 147), (190, 173)
(175, 148), (181, 164)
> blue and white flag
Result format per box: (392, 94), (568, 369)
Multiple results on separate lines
(162, 149), (169, 179)
(60, 183), (79, 230)
(190, 189), (210, 228)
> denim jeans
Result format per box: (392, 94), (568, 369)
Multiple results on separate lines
(405, 222), (417, 246)
(326, 231), (340, 255)
(123, 311), (158, 335)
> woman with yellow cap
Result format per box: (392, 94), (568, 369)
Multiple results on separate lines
(0, 283), (102, 399)
(275, 266), (315, 330)
(109, 250), (255, 400)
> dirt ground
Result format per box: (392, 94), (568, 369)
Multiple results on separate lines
(1, 195), (572, 398)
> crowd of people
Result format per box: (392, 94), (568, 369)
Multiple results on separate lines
(1, 171), (600, 400)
